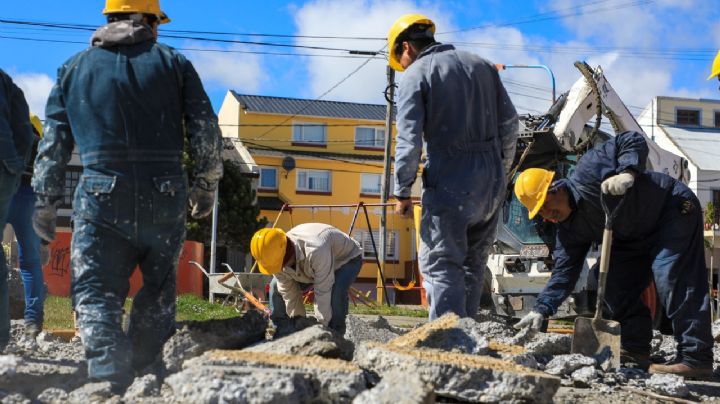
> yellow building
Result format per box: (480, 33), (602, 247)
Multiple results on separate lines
(218, 92), (422, 303)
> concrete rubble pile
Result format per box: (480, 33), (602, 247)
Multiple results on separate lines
(0, 313), (718, 402)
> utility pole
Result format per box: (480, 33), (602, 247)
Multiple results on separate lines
(378, 65), (395, 305)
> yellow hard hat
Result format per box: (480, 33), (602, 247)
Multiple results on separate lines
(708, 50), (720, 80)
(250, 228), (287, 275)
(29, 113), (42, 137)
(514, 168), (556, 219)
(103, 0), (170, 24)
(387, 14), (435, 72)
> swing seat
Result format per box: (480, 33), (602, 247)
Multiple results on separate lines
(392, 279), (416, 291)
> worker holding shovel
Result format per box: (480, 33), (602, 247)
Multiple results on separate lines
(250, 224), (362, 336)
(513, 130), (713, 378)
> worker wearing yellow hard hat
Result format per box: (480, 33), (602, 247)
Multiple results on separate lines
(31, 0), (224, 391)
(250, 224), (362, 336)
(387, 13), (436, 72)
(513, 131), (714, 378)
(103, 0), (170, 24)
(6, 114), (46, 340)
(388, 13), (519, 321)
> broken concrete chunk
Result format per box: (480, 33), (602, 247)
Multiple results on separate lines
(0, 355), (19, 380)
(570, 366), (598, 387)
(246, 324), (354, 360)
(166, 364), (317, 403)
(352, 369), (433, 404)
(524, 332), (572, 356)
(507, 353), (540, 370)
(544, 354), (596, 376)
(388, 314), (489, 355)
(195, 350), (367, 402)
(36, 388), (69, 404)
(645, 373), (690, 398)
(123, 374), (159, 400)
(163, 310), (266, 374)
(355, 342), (560, 402)
(67, 381), (116, 403)
(344, 315), (404, 347)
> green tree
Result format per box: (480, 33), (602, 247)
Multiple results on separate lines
(186, 160), (268, 252)
(706, 201), (716, 228)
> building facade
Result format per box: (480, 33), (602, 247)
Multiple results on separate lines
(218, 91), (422, 303)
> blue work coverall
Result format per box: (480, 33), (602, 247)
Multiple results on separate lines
(533, 131), (712, 367)
(0, 69), (33, 349)
(393, 43), (519, 319)
(32, 21), (223, 387)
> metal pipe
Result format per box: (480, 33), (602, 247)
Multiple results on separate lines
(362, 204), (391, 306)
(498, 63), (556, 103)
(210, 187), (219, 274)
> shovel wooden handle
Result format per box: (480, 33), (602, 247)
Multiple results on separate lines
(218, 271), (235, 283)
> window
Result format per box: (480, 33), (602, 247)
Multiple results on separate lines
(676, 109), (700, 126)
(714, 190), (720, 225)
(292, 122), (326, 145)
(355, 127), (385, 148)
(259, 167), (278, 190)
(354, 230), (398, 260)
(360, 173), (382, 194)
(62, 169), (81, 208)
(715, 111), (720, 128)
(296, 169), (331, 192)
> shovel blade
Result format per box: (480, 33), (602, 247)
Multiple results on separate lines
(571, 316), (621, 370)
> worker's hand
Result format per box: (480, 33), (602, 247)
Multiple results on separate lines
(189, 183), (215, 219)
(601, 172), (634, 195)
(32, 197), (61, 243)
(513, 310), (544, 331)
(395, 199), (413, 218)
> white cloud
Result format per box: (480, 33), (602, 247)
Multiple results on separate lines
(12, 73), (54, 119)
(293, 0), (452, 104)
(183, 43), (267, 94)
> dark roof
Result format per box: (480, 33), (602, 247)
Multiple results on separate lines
(248, 146), (385, 163)
(231, 91), (393, 122)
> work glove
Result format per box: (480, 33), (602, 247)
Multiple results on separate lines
(32, 197), (61, 243)
(601, 172), (635, 195)
(513, 310), (544, 331)
(189, 182), (216, 219)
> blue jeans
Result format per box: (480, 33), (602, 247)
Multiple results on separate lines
(270, 256), (362, 334)
(7, 184), (44, 326)
(0, 166), (21, 349)
(72, 169), (187, 389)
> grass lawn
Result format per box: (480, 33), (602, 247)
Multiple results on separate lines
(43, 294), (428, 330)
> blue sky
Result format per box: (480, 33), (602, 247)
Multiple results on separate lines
(1, 0), (719, 119)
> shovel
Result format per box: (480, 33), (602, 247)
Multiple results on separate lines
(571, 193), (624, 369)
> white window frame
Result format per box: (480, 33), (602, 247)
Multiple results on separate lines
(360, 173), (382, 195)
(296, 169), (331, 192)
(292, 121), (327, 145)
(355, 126), (385, 149)
(354, 230), (399, 260)
(259, 167), (278, 190)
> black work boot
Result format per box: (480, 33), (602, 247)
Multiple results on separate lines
(620, 349), (651, 371)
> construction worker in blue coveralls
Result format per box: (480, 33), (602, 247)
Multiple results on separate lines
(513, 131), (713, 378)
(31, 0), (222, 391)
(250, 225), (363, 336)
(0, 69), (34, 352)
(389, 14), (519, 320)
(7, 114), (47, 339)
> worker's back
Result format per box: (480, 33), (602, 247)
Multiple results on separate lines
(54, 24), (194, 172)
(399, 43), (506, 153)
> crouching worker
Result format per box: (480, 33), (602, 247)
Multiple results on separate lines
(512, 130), (712, 378)
(250, 224), (362, 336)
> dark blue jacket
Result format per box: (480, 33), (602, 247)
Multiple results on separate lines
(33, 22), (222, 199)
(0, 69), (33, 174)
(534, 131), (679, 316)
